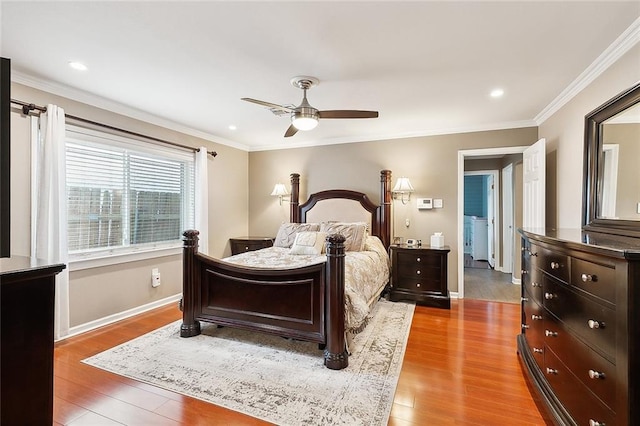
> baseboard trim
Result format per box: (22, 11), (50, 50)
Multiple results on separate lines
(61, 293), (182, 341)
(512, 277), (522, 285)
(450, 291), (460, 299)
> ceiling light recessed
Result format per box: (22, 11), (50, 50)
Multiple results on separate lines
(68, 61), (88, 71)
(228, 125), (237, 130)
(490, 88), (504, 98)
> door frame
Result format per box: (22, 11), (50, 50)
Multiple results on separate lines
(463, 170), (499, 268)
(457, 146), (528, 299)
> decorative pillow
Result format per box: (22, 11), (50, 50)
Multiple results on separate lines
(274, 223), (320, 248)
(289, 232), (327, 255)
(320, 222), (367, 252)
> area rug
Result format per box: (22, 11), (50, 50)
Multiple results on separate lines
(82, 299), (415, 426)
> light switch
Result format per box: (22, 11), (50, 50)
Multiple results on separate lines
(434, 199), (443, 208)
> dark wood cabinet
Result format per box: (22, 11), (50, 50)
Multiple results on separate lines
(389, 244), (450, 308)
(518, 229), (639, 426)
(0, 256), (65, 426)
(230, 236), (274, 255)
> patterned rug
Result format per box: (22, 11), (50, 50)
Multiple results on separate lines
(82, 299), (415, 426)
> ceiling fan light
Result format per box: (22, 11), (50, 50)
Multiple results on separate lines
(292, 116), (318, 131)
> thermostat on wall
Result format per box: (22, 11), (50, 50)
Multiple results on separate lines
(417, 198), (433, 210)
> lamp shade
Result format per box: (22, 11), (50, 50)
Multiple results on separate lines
(271, 183), (289, 196)
(392, 177), (414, 193)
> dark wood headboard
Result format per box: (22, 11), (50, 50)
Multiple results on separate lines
(287, 170), (392, 249)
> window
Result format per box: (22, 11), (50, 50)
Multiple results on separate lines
(66, 126), (195, 260)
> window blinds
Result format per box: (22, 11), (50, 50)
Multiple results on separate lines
(66, 129), (195, 257)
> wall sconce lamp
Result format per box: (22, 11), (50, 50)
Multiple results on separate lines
(271, 183), (290, 205)
(392, 177), (415, 205)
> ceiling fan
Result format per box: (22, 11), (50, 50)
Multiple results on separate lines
(241, 76), (379, 138)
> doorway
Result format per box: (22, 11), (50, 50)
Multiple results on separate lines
(457, 146), (527, 302)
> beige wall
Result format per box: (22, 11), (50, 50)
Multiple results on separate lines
(9, 83), (249, 328)
(539, 44), (640, 229)
(248, 127), (538, 293)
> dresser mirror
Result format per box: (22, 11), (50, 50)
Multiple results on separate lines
(583, 82), (640, 236)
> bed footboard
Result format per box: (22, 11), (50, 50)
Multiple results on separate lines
(181, 230), (348, 370)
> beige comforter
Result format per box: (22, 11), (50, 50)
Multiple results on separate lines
(222, 236), (390, 333)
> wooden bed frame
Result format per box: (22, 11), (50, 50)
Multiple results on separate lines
(181, 170), (392, 370)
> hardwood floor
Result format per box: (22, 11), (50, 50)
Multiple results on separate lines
(54, 300), (549, 425)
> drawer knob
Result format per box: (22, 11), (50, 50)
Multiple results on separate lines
(545, 330), (558, 337)
(546, 367), (558, 375)
(521, 297), (529, 302)
(416, 283), (421, 288)
(416, 257), (421, 262)
(588, 319), (604, 329)
(588, 369), (605, 380)
(529, 251), (538, 257)
(544, 292), (555, 300)
(521, 324), (530, 330)
(245, 246), (249, 250)
(521, 270), (528, 275)
(531, 314), (543, 321)
(533, 347), (543, 354)
(589, 420), (606, 426)
(581, 273), (596, 282)
(416, 270), (421, 275)
(550, 261), (560, 269)
(531, 282), (541, 288)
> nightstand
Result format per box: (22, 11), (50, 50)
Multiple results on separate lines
(229, 236), (274, 255)
(389, 244), (450, 309)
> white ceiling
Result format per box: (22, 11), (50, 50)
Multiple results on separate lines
(1, 1), (639, 151)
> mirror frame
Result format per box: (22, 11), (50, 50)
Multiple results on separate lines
(583, 81), (640, 237)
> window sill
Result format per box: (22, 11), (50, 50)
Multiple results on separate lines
(69, 246), (182, 272)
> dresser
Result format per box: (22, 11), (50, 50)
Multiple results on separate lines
(389, 244), (450, 308)
(229, 236), (274, 255)
(518, 229), (639, 425)
(1, 256), (66, 425)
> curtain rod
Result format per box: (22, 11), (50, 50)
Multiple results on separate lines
(10, 99), (218, 157)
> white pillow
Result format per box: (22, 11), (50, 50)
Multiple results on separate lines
(274, 223), (320, 248)
(320, 222), (367, 252)
(289, 231), (327, 255)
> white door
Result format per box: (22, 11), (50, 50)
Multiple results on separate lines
(523, 138), (546, 229)
(486, 174), (495, 268)
(502, 164), (514, 274)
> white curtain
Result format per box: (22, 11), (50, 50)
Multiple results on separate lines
(31, 105), (69, 340)
(195, 147), (209, 255)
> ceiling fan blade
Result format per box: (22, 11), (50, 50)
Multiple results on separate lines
(318, 110), (379, 119)
(241, 98), (294, 113)
(284, 124), (298, 138)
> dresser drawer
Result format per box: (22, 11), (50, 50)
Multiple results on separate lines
(537, 246), (569, 284)
(544, 347), (615, 426)
(522, 297), (545, 368)
(544, 277), (616, 360)
(543, 313), (616, 409)
(571, 257), (616, 304)
(230, 238), (274, 255)
(524, 267), (544, 305)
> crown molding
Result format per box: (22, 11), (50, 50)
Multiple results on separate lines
(535, 17), (640, 125)
(11, 71), (250, 152)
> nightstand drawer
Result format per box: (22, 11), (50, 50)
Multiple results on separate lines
(396, 252), (441, 268)
(230, 237), (274, 255)
(395, 277), (441, 293)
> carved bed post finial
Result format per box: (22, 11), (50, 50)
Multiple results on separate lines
(324, 233), (348, 370)
(380, 170), (392, 249)
(290, 173), (300, 223)
(181, 230), (201, 337)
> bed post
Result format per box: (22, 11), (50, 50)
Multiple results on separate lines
(290, 173), (300, 223)
(181, 230), (201, 338)
(324, 233), (348, 370)
(380, 169), (392, 249)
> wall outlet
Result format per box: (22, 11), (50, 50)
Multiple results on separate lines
(405, 218), (410, 228)
(151, 268), (161, 287)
